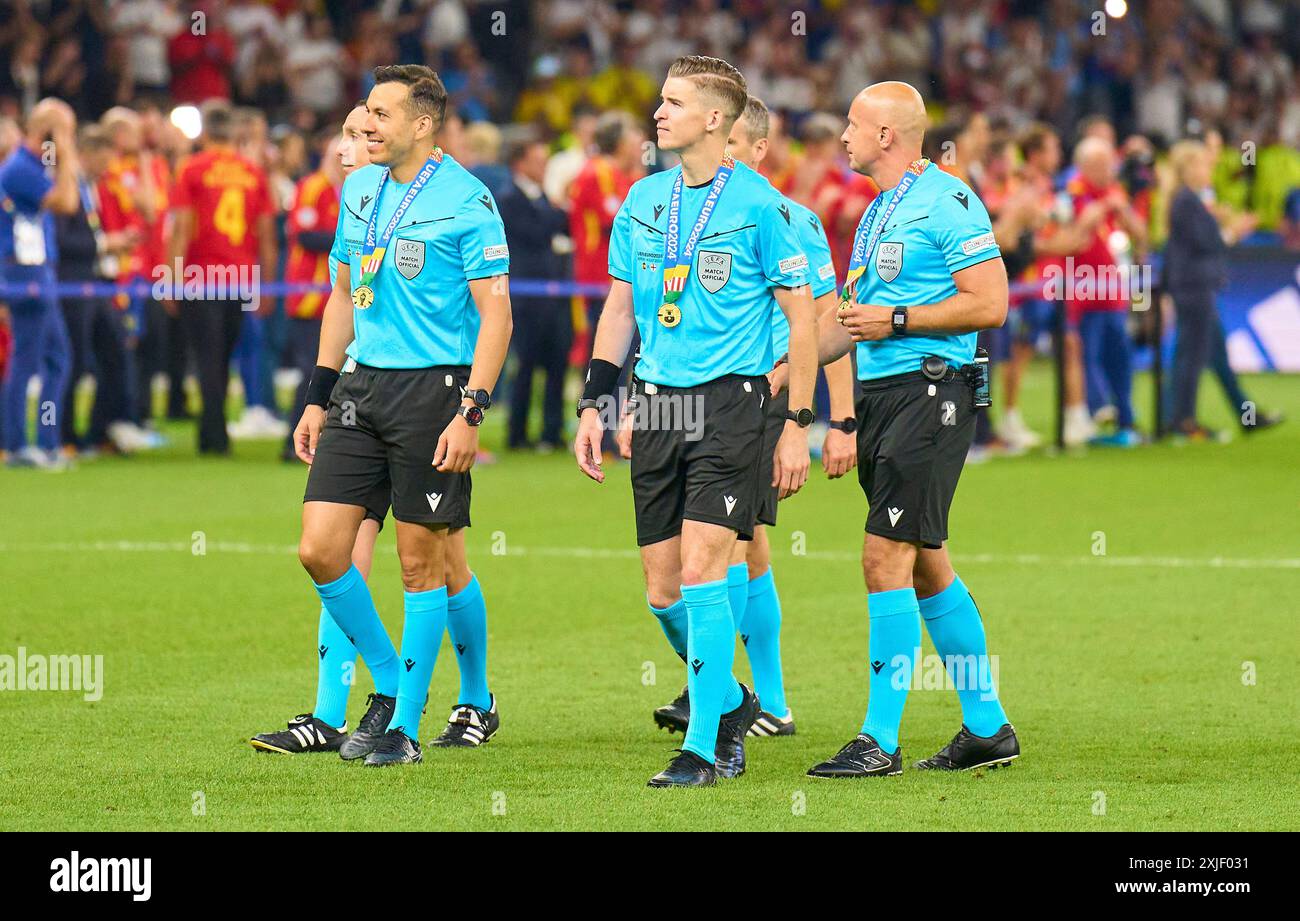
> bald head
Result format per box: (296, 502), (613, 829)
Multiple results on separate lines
(841, 81), (927, 182)
(1074, 135), (1116, 187)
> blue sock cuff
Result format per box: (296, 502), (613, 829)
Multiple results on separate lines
(681, 578), (729, 606)
(648, 597), (686, 619)
(726, 562), (749, 588)
(314, 564), (361, 599)
(747, 566), (774, 597)
(918, 575), (969, 622)
(404, 585), (448, 611)
(867, 587), (919, 619)
(447, 574), (482, 611)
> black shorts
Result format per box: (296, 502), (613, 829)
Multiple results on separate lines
(856, 369), (976, 548)
(755, 388), (789, 527)
(304, 363), (472, 528)
(630, 373), (769, 546)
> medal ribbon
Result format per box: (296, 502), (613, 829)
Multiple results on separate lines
(840, 157), (930, 305)
(661, 155), (735, 306)
(357, 148), (443, 290)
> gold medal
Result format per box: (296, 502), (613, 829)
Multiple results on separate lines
(352, 285), (375, 309)
(658, 303), (681, 328)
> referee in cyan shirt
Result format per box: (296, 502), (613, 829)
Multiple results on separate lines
(809, 82), (1019, 778)
(294, 65), (512, 768)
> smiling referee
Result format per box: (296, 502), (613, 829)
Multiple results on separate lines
(810, 82), (1019, 778)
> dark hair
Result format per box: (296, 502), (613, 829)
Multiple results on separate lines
(372, 64), (448, 129)
(1018, 122), (1057, 160)
(739, 96), (770, 142)
(503, 127), (544, 168)
(200, 100), (234, 142)
(594, 111), (635, 155)
(666, 55), (747, 122)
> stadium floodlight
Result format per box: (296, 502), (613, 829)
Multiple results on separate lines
(170, 105), (202, 140)
(1104, 0), (1128, 17)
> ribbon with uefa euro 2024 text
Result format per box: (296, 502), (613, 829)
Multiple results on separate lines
(353, 148), (443, 308)
(839, 157), (930, 307)
(657, 155), (736, 327)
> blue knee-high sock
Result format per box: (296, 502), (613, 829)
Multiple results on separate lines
(680, 579), (744, 762)
(650, 597), (688, 661)
(726, 562), (749, 634)
(391, 586), (449, 740)
(860, 588), (921, 754)
(313, 565), (398, 698)
(313, 605), (356, 728)
(919, 575), (1009, 737)
(446, 575), (491, 711)
(743, 567), (787, 718)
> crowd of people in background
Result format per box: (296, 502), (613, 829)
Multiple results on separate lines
(0, 0), (1294, 469)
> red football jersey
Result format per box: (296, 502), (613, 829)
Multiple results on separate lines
(284, 170), (339, 319)
(172, 145), (274, 268)
(569, 156), (635, 283)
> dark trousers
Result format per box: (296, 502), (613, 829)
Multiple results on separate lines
(508, 297), (571, 447)
(1167, 289), (1216, 428)
(1, 294), (71, 453)
(1207, 310), (1250, 416)
(284, 316), (322, 455)
(60, 295), (129, 447)
(180, 300), (243, 453)
(1080, 310), (1135, 428)
(134, 297), (187, 421)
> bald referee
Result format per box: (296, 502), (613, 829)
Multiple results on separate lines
(808, 82), (1019, 778)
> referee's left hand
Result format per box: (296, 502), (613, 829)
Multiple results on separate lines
(772, 424), (810, 500)
(433, 414), (478, 473)
(836, 303), (893, 341)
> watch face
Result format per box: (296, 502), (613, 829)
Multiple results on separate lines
(797, 408), (815, 427)
(468, 389), (491, 409)
(463, 406), (484, 426)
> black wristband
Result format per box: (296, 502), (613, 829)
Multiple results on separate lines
(582, 358), (621, 403)
(305, 365), (340, 408)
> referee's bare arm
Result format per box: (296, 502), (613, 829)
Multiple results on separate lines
(433, 274), (513, 473)
(293, 260), (356, 463)
(574, 279), (636, 483)
(772, 283), (814, 499)
(836, 257), (1009, 342)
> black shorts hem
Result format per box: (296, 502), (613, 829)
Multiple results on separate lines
(388, 512), (470, 529)
(636, 523), (682, 547)
(864, 522), (944, 550)
(683, 510), (755, 542)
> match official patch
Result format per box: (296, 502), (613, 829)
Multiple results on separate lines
(961, 232), (997, 256)
(779, 254), (809, 274)
(818, 262), (836, 281)
(483, 244), (509, 261)
(394, 238), (425, 279)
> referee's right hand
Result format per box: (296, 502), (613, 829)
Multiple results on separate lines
(294, 405), (326, 465)
(574, 409), (605, 484)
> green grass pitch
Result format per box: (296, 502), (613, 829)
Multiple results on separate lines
(1, 364), (1297, 831)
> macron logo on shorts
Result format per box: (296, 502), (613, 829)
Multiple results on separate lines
(426, 492), (442, 513)
(888, 507), (904, 527)
(723, 495), (737, 516)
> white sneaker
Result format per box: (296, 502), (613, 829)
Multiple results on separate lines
(1093, 404), (1118, 427)
(107, 421), (151, 453)
(996, 408), (1042, 449)
(230, 405), (289, 440)
(1063, 405), (1096, 447)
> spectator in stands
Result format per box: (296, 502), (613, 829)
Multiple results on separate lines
(1, 98), (80, 468)
(498, 131), (571, 452)
(168, 0), (236, 104)
(110, 0), (182, 98)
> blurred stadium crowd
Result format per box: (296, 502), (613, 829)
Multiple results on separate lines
(0, 0), (1294, 469)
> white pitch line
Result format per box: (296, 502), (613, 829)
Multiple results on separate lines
(0, 540), (1297, 570)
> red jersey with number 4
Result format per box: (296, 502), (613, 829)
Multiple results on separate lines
(172, 145), (274, 267)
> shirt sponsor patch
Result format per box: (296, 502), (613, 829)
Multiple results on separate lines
(778, 254), (809, 274)
(483, 244), (509, 260)
(960, 232), (997, 256)
(817, 262), (836, 281)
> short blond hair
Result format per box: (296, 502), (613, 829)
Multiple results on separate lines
(667, 55), (747, 122)
(1169, 139), (1208, 185)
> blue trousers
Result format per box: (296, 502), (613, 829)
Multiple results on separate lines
(1079, 310), (1134, 428)
(234, 311), (271, 411)
(2, 294), (71, 453)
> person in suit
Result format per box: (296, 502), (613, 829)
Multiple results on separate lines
(497, 131), (572, 450)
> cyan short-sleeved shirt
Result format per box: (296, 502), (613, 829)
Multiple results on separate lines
(330, 154), (509, 369)
(770, 196), (837, 359)
(608, 160), (809, 387)
(850, 166), (1000, 379)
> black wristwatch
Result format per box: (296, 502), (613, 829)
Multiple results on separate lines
(463, 387), (492, 409)
(891, 306), (909, 335)
(576, 398), (601, 418)
(828, 417), (857, 434)
(458, 405), (484, 426)
(785, 407), (815, 428)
